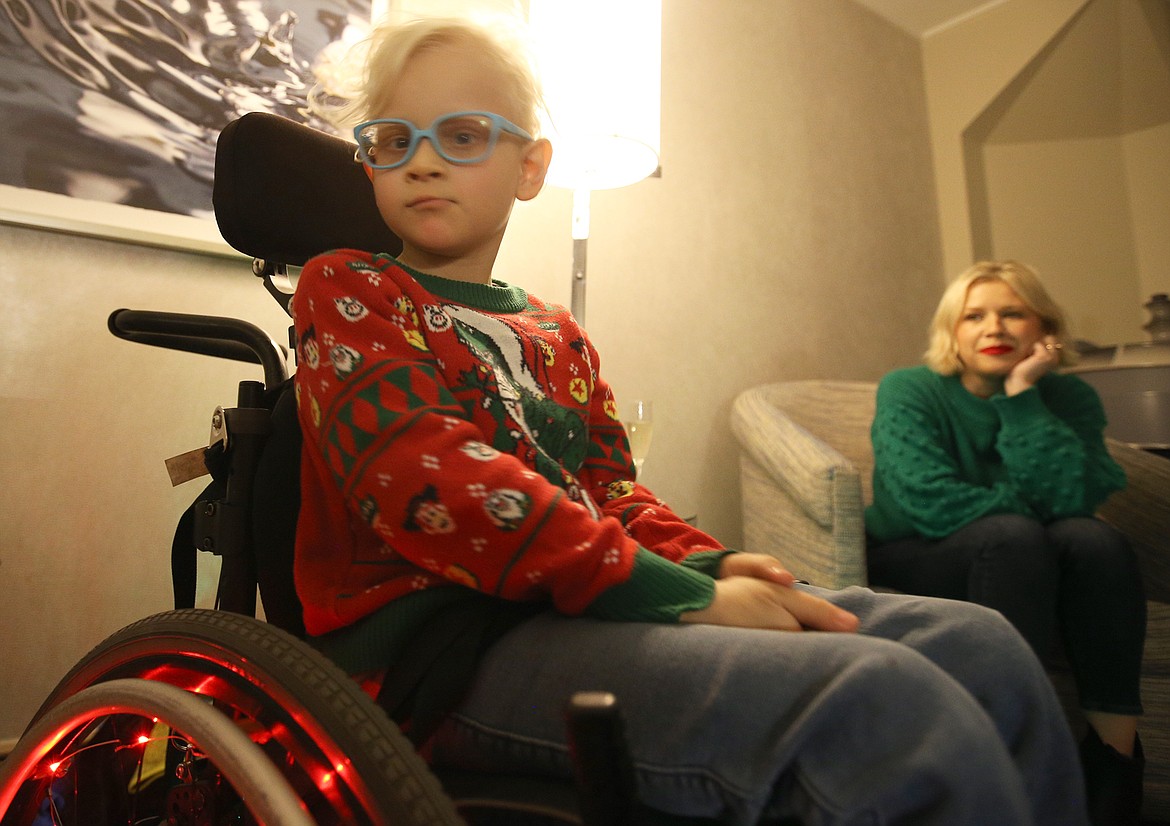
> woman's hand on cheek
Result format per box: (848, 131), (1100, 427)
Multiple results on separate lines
(1005, 336), (1061, 396)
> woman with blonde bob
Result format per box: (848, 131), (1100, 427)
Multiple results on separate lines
(924, 261), (1074, 375)
(866, 260), (1146, 825)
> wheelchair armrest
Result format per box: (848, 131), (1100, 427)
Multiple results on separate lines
(109, 308), (288, 389)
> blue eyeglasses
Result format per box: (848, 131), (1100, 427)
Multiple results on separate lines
(353, 111), (533, 170)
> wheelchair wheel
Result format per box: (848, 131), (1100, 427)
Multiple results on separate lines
(0, 609), (463, 825)
(0, 678), (314, 825)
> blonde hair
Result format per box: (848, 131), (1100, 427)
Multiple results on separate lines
(924, 260), (1075, 374)
(313, 15), (545, 136)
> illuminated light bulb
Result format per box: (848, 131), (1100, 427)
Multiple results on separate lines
(48, 761), (62, 773)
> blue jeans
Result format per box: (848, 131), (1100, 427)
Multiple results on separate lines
(429, 586), (1087, 825)
(868, 515), (1145, 714)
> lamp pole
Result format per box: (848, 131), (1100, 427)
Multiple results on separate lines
(527, 0), (660, 326)
(571, 188), (590, 324)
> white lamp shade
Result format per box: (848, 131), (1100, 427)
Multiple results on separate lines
(528, 0), (662, 191)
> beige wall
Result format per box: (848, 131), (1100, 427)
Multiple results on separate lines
(924, 0), (1170, 344)
(1123, 1), (1170, 304)
(1127, 121), (1170, 304)
(0, 0), (942, 743)
(982, 135), (1142, 343)
(923, 0), (1090, 277)
(0, 226), (293, 745)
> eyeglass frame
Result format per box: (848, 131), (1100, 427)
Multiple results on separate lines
(352, 111), (534, 170)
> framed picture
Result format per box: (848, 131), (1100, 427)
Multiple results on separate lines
(0, 0), (369, 258)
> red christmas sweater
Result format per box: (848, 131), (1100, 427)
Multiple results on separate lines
(291, 250), (724, 649)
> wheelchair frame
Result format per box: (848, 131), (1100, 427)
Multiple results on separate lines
(0, 113), (652, 826)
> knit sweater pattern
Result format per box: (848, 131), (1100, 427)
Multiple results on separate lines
(291, 250), (721, 640)
(865, 366), (1126, 544)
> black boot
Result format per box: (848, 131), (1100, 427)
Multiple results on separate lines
(1080, 727), (1144, 825)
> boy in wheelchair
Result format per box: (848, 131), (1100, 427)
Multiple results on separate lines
(291, 15), (1089, 825)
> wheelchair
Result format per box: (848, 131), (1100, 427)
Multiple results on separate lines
(0, 112), (678, 826)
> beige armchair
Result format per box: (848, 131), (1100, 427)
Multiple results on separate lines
(730, 379), (1170, 820)
(730, 381), (878, 589)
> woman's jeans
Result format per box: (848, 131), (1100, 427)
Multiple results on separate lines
(868, 515), (1145, 715)
(429, 586), (1088, 825)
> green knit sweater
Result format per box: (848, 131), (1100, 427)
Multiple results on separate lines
(865, 366), (1126, 544)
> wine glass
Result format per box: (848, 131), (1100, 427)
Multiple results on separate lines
(621, 400), (654, 478)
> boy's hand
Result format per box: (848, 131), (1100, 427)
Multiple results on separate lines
(680, 577), (859, 633)
(719, 552), (796, 586)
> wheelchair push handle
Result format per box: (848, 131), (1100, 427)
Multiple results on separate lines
(109, 308), (289, 389)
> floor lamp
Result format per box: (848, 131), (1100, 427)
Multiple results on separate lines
(527, 0), (662, 326)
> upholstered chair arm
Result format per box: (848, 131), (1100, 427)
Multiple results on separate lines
(1100, 439), (1170, 604)
(730, 389), (868, 589)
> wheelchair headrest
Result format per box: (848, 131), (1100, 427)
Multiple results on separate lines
(213, 112), (403, 267)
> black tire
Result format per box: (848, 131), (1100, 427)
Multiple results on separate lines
(0, 608), (464, 825)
